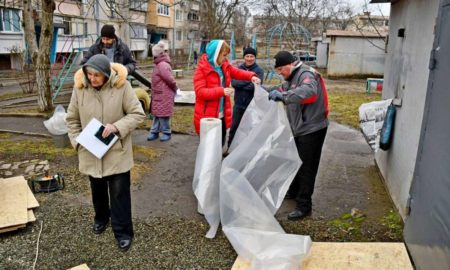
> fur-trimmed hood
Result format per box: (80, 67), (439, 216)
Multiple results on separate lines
(74, 63), (128, 90)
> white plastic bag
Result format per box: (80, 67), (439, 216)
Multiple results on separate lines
(359, 99), (392, 151)
(43, 105), (68, 135)
(221, 85), (311, 269)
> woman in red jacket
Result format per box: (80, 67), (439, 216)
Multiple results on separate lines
(193, 40), (261, 146)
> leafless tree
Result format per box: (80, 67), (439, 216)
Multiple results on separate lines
(22, 0), (55, 111)
(199, 0), (257, 40)
(230, 5), (250, 47)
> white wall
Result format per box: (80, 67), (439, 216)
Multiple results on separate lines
(0, 33), (23, 54)
(327, 36), (386, 76)
(316, 41), (328, 68)
(375, 0), (440, 218)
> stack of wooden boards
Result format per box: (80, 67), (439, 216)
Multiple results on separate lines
(0, 176), (39, 233)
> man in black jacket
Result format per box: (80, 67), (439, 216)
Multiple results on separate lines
(81, 25), (136, 75)
(228, 47), (264, 148)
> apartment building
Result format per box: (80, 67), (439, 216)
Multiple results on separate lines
(53, 0), (148, 60)
(0, 0), (149, 70)
(0, 0), (23, 70)
(147, 0), (173, 55)
(173, 0), (201, 55)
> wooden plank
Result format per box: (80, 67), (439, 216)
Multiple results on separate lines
(0, 177), (28, 228)
(232, 242), (413, 270)
(27, 210), (36, 222)
(26, 184), (39, 209)
(68, 264), (90, 270)
(0, 224), (26, 234)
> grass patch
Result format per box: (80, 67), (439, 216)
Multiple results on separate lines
(139, 106), (195, 135)
(132, 145), (164, 186)
(380, 209), (404, 240)
(0, 138), (76, 160)
(0, 92), (35, 101)
(0, 133), (12, 139)
(328, 90), (381, 129)
(327, 212), (367, 240)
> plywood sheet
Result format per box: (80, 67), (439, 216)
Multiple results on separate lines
(0, 177), (28, 228)
(26, 184), (39, 209)
(68, 264), (90, 270)
(27, 210), (36, 222)
(0, 224), (26, 233)
(232, 242), (413, 270)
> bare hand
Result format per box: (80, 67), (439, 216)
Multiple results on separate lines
(102, 123), (118, 138)
(224, 87), (234, 96)
(251, 76), (261, 85)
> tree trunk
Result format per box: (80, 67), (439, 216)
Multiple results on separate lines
(36, 0), (55, 112)
(22, 0), (38, 64)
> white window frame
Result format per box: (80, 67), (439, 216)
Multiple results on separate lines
(130, 24), (146, 39)
(176, 30), (182, 41)
(0, 8), (21, 33)
(176, 9), (183, 21)
(130, 0), (148, 11)
(157, 3), (169, 16)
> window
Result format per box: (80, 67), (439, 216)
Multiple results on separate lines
(157, 3), (169, 16)
(176, 9), (182, 21)
(176, 30), (182, 41)
(130, 0), (147, 11)
(130, 24), (146, 39)
(187, 12), (199, 21)
(106, 0), (117, 18)
(0, 8), (21, 32)
(54, 16), (86, 36)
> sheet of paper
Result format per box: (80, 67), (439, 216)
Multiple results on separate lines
(75, 118), (118, 159)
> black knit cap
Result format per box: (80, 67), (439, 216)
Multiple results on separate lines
(243, 47), (257, 57)
(274, 51), (296, 68)
(101, 24), (116, 39)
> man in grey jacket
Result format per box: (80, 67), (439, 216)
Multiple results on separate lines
(268, 51), (329, 220)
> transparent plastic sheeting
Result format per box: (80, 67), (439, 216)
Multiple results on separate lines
(221, 85), (311, 269)
(192, 118), (222, 238)
(228, 83), (270, 152)
(358, 99), (392, 151)
(44, 104), (68, 135)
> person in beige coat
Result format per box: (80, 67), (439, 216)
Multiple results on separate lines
(66, 54), (146, 251)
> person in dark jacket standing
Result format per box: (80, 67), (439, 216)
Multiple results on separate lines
(228, 47), (264, 148)
(267, 51), (329, 221)
(81, 24), (136, 75)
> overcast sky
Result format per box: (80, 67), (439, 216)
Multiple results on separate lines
(345, 0), (391, 16)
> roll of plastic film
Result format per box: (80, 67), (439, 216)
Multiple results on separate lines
(200, 118), (221, 143)
(196, 117), (222, 217)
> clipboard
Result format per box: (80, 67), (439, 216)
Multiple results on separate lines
(75, 118), (119, 159)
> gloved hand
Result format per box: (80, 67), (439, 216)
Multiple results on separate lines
(268, 90), (284, 102)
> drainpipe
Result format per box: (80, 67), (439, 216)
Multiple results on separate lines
(172, 4), (176, 54)
(95, 0), (100, 36)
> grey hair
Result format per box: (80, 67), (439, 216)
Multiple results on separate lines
(84, 66), (102, 75)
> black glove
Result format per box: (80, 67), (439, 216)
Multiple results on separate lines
(268, 90), (284, 102)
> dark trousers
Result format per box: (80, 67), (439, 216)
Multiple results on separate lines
(228, 106), (246, 148)
(89, 171), (133, 241)
(221, 117), (226, 147)
(289, 128), (328, 212)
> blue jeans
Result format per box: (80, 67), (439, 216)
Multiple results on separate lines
(149, 116), (171, 135)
